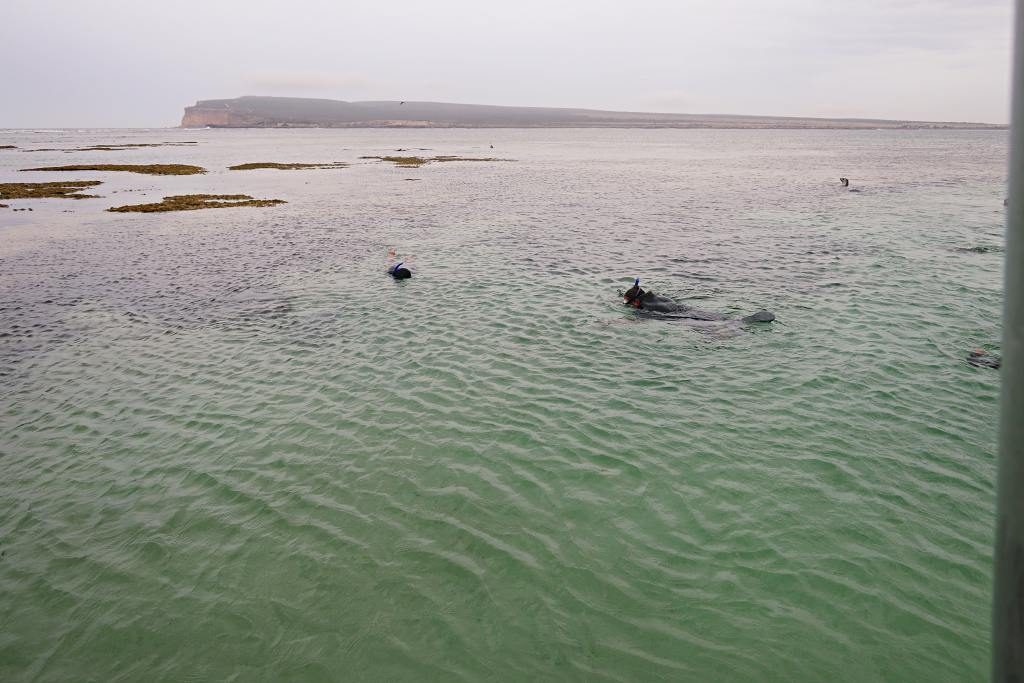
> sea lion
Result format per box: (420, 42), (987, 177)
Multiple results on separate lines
(840, 177), (862, 193)
(967, 348), (1000, 369)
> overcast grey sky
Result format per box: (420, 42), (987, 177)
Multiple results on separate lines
(0, 0), (1012, 127)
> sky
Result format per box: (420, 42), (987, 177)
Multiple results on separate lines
(0, 0), (1013, 127)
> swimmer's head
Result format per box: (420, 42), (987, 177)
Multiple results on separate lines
(624, 278), (644, 305)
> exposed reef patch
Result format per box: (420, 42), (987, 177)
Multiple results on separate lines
(359, 155), (510, 168)
(432, 155), (506, 162)
(21, 142), (199, 153)
(107, 194), (286, 213)
(22, 164), (206, 176)
(0, 181), (103, 200)
(76, 142), (200, 151)
(360, 155), (429, 167)
(228, 162), (348, 170)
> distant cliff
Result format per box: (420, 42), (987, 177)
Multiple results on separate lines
(181, 96), (1004, 130)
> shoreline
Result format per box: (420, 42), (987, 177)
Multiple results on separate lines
(181, 123), (1008, 130)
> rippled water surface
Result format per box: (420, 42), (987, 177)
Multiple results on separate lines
(0, 128), (1006, 681)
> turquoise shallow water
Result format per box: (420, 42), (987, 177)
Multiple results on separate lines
(0, 128), (1006, 681)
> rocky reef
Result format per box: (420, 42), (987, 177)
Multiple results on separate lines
(0, 181), (103, 200)
(228, 162), (347, 170)
(360, 155), (508, 168)
(107, 194), (285, 213)
(22, 164), (206, 176)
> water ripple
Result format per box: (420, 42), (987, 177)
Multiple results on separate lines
(0, 127), (1002, 682)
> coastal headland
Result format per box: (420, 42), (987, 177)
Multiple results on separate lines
(181, 96), (1005, 130)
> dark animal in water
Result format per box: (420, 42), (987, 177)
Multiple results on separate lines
(967, 348), (1001, 369)
(623, 281), (774, 324)
(840, 177), (861, 193)
(388, 262), (412, 279)
(956, 245), (1002, 254)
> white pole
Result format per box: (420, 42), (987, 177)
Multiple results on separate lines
(993, 1), (1024, 679)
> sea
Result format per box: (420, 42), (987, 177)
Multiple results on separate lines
(0, 127), (1007, 681)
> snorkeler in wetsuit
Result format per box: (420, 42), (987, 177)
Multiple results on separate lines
(388, 261), (412, 279)
(623, 278), (646, 307)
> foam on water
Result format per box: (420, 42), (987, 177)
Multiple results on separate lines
(0, 128), (1004, 681)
